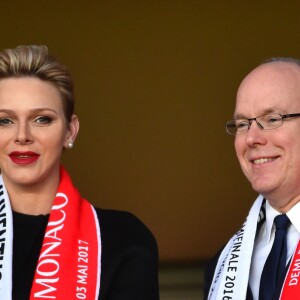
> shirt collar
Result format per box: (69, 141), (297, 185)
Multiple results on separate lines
(265, 201), (280, 243)
(264, 199), (300, 243)
(286, 200), (300, 234)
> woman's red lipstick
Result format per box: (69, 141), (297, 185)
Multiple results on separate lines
(9, 151), (40, 165)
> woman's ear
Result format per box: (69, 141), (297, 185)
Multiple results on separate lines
(64, 114), (80, 149)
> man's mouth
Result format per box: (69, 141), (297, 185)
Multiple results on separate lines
(252, 157), (277, 164)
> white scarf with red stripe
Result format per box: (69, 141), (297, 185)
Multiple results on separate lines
(208, 195), (263, 299)
(208, 195), (300, 300)
(0, 167), (101, 299)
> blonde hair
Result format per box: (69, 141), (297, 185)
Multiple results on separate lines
(0, 45), (74, 122)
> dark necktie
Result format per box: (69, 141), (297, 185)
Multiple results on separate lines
(259, 214), (290, 300)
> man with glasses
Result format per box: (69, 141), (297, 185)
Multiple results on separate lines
(204, 58), (300, 300)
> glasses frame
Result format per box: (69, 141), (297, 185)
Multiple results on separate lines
(225, 112), (300, 135)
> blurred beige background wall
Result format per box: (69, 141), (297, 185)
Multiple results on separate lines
(1, 1), (300, 261)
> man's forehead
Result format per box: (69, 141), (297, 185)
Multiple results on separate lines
(234, 62), (300, 117)
(233, 107), (280, 119)
(237, 62), (300, 100)
(239, 62), (300, 88)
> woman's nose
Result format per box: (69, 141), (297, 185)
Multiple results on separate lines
(15, 122), (33, 145)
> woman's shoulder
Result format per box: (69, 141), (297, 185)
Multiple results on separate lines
(95, 207), (145, 224)
(93, 207), (157, 249)
(94, 208), (159, 299)
(94, 207), (150, 229)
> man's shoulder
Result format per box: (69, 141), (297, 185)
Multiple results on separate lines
(203, 247), (225, 299)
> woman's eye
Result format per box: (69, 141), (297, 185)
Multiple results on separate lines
(0, 118), (13, 126)
(34, 116), (53, 124)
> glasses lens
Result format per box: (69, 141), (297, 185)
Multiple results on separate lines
(226, 119), (251, 135)
(260, 113), (282, 129)
(226, 121), (237, 135)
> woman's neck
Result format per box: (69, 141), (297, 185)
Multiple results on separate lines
(11, 195), (54, 215)
(4, 176), (59, 216)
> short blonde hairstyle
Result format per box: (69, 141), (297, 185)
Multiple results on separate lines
(0, 45), (74, 122)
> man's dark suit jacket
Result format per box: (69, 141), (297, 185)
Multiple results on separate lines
(12, 208), (160, 300)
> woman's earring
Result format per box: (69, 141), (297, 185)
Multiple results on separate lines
(68, 142), (74, 148)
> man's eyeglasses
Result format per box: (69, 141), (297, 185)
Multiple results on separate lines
(225, 113), (300, 135)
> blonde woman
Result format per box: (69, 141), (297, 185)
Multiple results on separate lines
(0, 45), (159, 299)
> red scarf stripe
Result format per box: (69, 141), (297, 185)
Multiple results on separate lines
(30, 167), (100, 299)
(280, 240), (300, 299)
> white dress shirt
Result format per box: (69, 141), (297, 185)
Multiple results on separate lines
(249, 200), (300, 300)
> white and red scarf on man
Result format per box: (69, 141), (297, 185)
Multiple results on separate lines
(208, 195), (300, 300)
(0, 167), (101, 299)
